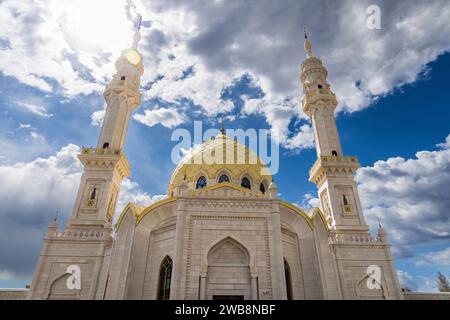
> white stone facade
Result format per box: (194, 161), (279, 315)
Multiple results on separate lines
(21, 31), (408, 300)
(26, 182), (404, 300)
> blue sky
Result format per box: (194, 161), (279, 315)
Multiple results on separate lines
(0, 0), (450, 292)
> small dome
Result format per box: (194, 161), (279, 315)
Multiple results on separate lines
(168, 133), (273, 195)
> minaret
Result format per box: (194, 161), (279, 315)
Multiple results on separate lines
(301, 32), (368, 234)
(68, 19), (144, 227)
(28, 19), (146, 300)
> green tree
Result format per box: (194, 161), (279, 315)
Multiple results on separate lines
(437, 272), (450, 292)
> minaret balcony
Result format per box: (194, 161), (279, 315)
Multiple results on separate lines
(309, 155), (360, 185)
(302, 89), (338, 115)
(78, 147), (131, 178)
(81, 147), (122, 156)
(104, 82), (141, 106)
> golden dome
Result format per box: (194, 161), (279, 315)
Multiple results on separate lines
(168, 133), (273, 196)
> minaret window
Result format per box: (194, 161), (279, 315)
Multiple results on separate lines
(343, 194), (349, 206)
(157, 256), (173, 300)
(259, 183), (266, 194)
(241, 177), (251, 190)
(196, 176), (207, 189)
(90, 188), (97, 200)
(332, 150), (338, 156)
(103, 142), (109, 149)
(218, 175), (230, 183)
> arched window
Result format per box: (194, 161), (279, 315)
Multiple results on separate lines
(241, 177), (251, 190)
(218, 174), (230, 183)
(120, 76), (126, 81)
(318, 84), (323, 89)
(284, 259), (293, 300)
(102, 142), (109, 149)
(332, 150), (338, 156)
(196, 176), (207, 189)
(157, 256), (173, 300)
(259, 183), (266, 194)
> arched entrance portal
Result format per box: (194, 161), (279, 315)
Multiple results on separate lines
(202, 237), (256, 300)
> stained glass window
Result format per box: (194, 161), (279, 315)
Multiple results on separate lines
(196, 176), (207, 189)
(218, 175), (230, 183)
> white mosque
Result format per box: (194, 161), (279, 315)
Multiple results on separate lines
(4, 24), (446, 300)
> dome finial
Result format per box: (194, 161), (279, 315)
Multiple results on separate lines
(303, 27), (313, 57)
(132, 14), (142, 49)
(220, 116), (225, 135)
(53, 209), (59, 223)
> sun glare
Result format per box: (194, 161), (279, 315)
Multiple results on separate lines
(61, 0), (133, 53)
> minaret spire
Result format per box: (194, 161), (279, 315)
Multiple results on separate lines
(303, 27), (313, 57)
(220, 116), (225, 135)
(300, 30), (368, 233)
(76, 13), (144, 223)
(132, 14), (142, 49)
(28, 10), (146, 300)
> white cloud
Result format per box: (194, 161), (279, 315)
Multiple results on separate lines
(30, 131), (46, 143)
(437, 135), (450, 149)
(91, 109), (105, 126)
(285, 124), (315, 151)
(0, 144), (82, 278)
(18, 102), (53, 118)
(18, 123), (31, 129)
(1, 0), (450, 151)
(241, 95), (306, 147)
(138, 0), (450, 146)
(0, 0), (112, 96)
(0, 270), (19, 281)
(397, 270), (418, 291)
(416, 276), (440, 292)
(142, 1), (450, 108)
(300, 193), (320, 209)
(133, 107), (185, 128)
(415, 247), (450, 268)
(116, 178), (166, 221)
(0, 143), (163, 282)
(356, 134), (450, 258)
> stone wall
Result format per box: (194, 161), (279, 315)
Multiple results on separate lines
(404, 292), (450, 300)
(0, 289), (29, 300)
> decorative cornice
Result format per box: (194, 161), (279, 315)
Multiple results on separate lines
(0, 289), (29, 300)
(46, 228), (112, 241)
(190, 182), (267, 198)
(184, 198), (273, 211)
(309, 155), (360, 186)
(119, 190), (332, 233)
(328, 232), (385, 245)
(78, 147), (131, 179)
(302, 93), (338, 117)
(403, 292), (450, 300)
(104, 82), (140, 107)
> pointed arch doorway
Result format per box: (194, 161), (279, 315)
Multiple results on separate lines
(200, 237), (257, 300)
